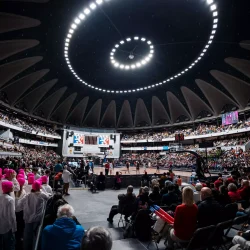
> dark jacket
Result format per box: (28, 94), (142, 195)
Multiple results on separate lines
(197, 197), (223, 228)
(118, 193), (136, 213)
(161, 192), (178, 206)
(42, 217), (84, 250)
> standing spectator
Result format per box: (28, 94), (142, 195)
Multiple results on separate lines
(62, 165), (71, 195)
(97, 172), (105, 190)
(32, 167), (41, 180)
(41, 175), (53, 196)
(42, 204), (84, 250)
(141, 172), (150, 187)
(81, 226), (112, 250)
(165, 187), (198, 249)
(126, 161), (130, 174)
(113, 172), (121, 190)
(16, 180), (50, 250)
(45, 169), (51, 184)
(197, 187), (223, 228)
(176, 176), (182, 186)
(104, 162), (110, 176)
(54, 160), (63, 173)
(237, 180), (250, 201)
(0, 181), (16, 250)
(1, 169), (20, 199)
(89, 161), (94, 173)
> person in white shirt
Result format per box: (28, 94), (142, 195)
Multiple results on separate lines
(41, 175), (53, 196)
(24, 175), (35, 194)
(193, 183), (202, 203)
(62, 165), (71, 196)
(0, 181), (16, 250)
(16, 180), (50, 250)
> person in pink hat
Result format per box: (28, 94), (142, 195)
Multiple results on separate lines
(0, 181), (16, 250)
(41, 175), (53, 196)
(23, 175), (35, 194)
(16, 180), (50, 250)
(1, 169), (20, 199)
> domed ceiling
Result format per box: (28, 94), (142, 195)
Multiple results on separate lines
(0, 0), (250, 129)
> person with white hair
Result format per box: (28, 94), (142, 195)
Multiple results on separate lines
(193, 183), (202, 203)
(62, 165), (71, 195)
(41, 204), (84, 250)
(81, 226), (112, 250)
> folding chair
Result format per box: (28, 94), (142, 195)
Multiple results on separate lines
(231, 215), (249, 232)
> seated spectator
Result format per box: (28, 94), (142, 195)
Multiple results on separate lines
(229, 235), (250, 250)
(81, 226), (112, 250)
(160, 173), (168, 188)
(211, 188), (220, 201)
(214, 177), (223, 190)
(40, 175), (53, 196)
(226, 175), (238, 187)
(135, 186), (150, 211)
(149, 186), (161, 204)
(0, 181), (16, 250)
(16, 180), (50, 250)
(165, 187), (198, 249)
(197, 187), (223, 228)
(237, 180), (250, 201)
(217, 185), (232, 207)
(161, 184), (178, 206)
(228, 183), (241, 202)
(96, 172), (105, 190)
(107, 185), (136, 223)
(174, 184), (182, 202)
(194, 183), (202, 203)
(42, 204), (84, 250)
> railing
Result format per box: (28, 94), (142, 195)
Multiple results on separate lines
(34, 199), (49, 250)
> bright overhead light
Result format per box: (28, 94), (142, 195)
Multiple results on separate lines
(149, 54), (153, 58)
(185, 69), (188, 71)
(96, 0), (103, 5)
(110, 56), (114, 60)
(65, 47), (68, 51)
(136, 62), (141, 67)
(84, 8), (91, 15)
(65, 43), (69, 46)
(210, 35), (214, 39)
(159, 82), (162, 85)
(213, 11), (218, 17)
(75, 18), (81, 24)
(66, 38), (70, 42)
(207, 0), (213, 4)
(120, 64), (125, 69)
(126, 38), (131, 42)
(131, 65), (136, 69)
(114, 63), (119, 67)
(134, 37), (139, 40)
(71, 24), (77, 29)
(210, 4), (216, 11)
(205, 45), (210, 48)
(147, 41), (152, 44)
(141, 38), (146, 41)
(110, 52), (114, 55)
(69, 29), (74, 34)
(214, 18), (218, 23)
(115, 44), (119, 48)
(150, 45), (154, 49)
(141, 60), (146, 64)
(211, 30), (216, 34)
(203, 49), (207, 53)
(67, 34), (72, 38)
(79, 14), (85, 20)
(112, 49), (116, 52)
(120, 40), (124, 44)
(111, 60), (115, 64)
(125, 65), (130, 70)
(208, 40), (212, 44)
(213, 24), (217, 29)
(90, 3), (96, 9)
(198, 57), (201, 60)
(150, 50), (154, 54)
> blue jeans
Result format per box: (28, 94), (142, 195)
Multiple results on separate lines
(23, 222), (40, 250)
(0, 230), (15, 250)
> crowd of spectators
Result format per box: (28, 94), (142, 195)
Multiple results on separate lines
(121, 119), (250, 141)
(0, 111), (60, 137)
(214, 136), (250, 147)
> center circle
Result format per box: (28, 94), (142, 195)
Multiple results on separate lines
(110, 37), (154, 70)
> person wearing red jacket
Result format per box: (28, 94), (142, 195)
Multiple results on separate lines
(237, 180), (250, 201)
(214, 177), (223, 190)
(228, 183), (241, 202)
(165, 187), (198, 249)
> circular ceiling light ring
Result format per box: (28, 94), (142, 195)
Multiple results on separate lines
(64, 0), (219, 93)
(110, 37), (154, 70)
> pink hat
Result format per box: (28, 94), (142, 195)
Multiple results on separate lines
(27, 173), (34, 177)
(19, 169), (25, 174)
(32, 180), (41, 191)
(3, 168), (8, 174)
(2, 181), (13, 193)
(28, 176), (35, 185)
(0, 168), (2, 175)
(17, 178), (25, 187)
(17, 174), (25, 179)
(5, 169), (15, 179)
(41, 175), (48, 184)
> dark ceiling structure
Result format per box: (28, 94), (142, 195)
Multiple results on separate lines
(0, 0), (250, 130)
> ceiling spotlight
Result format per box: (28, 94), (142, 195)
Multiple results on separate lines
(110, 52), (114, 55)
(214, 18), (218, 23)
(65, 43), (69, 46)
(126, 38), (131, 42)
(110, 56), (114, 60)
(71, 24), (77, 29)
(134, 37), (139, 40)
(208, 40), (212, 44)
(213, 11), (218, 16)
(115, 44), (119, 48)
(185, 69), (188, 71)
(207, 0), (213, 4)
(210, 35), (214, 39)
(65, 47), (68, 51)
(159, 82), (162, 85)
(213, 24), (217, 29)
(79, 13), (85, 20)
(69, 29), (74, 34)
(141, 38), (146, 41)
(150, 50), (154, 54)
(66, 38), (70, 42)
(136, 62), (141, 67)
(149, 54), (153, 58)
(131, 65), (136, 69)
(129, 54), (134, 59)
(211, 30), (216, 34)
(114, 63), (119, 67)
(96, 0), (103, 5)
(198, 57), (201, 60)
(120, 64), (125, 69)
(67, 34), (72, 38)
(150, 45), (154, 49)
(90, 3), (97, 9)
(125, 65), (130, 70)
(112, 49), (116, 52)
(74, 18), (81, 24)
(205, 45), (210, 48)
(191, 63), (195, 66)
(111, 60), (115, 64)
(210, 4), (216, 11)
(141, 60), (146, 64)
(145, 57), (150, 61)
(84, 8), (91, 15)
(203, 49), (207, 53)
(147, 41), (152, 44)
(120, 40), (124, 44)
